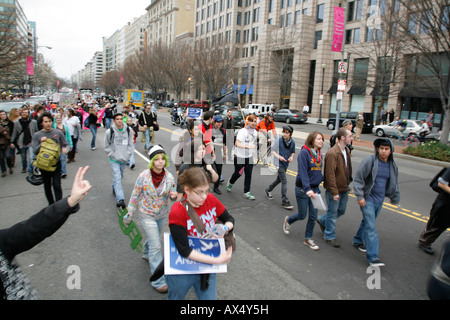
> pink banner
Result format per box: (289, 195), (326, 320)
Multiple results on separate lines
(332, 7), (345, 52)
(26, 56), (34, 75)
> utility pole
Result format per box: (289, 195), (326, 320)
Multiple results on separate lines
(334, 0), (348, 134)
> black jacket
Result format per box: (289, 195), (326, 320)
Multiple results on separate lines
(0, 198), (79, 300)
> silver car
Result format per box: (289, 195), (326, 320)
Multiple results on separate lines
(372, 120), (421, 137)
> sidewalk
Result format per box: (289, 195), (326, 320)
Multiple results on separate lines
(282, 117), (448, 167)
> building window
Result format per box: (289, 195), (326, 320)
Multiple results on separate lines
(314, 30), (322, 49)
(286, 13), (292, 26)
(317, 4), (324, 23)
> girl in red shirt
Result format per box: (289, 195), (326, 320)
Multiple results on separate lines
(167, 167), (234, 300)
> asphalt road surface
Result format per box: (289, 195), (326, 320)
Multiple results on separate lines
(1, 108), (448, 301)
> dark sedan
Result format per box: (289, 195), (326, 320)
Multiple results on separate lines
(273, 109), (308, 124)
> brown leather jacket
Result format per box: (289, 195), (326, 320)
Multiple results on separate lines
(324, 144), (353, 196)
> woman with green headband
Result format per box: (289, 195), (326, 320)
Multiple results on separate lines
(123, 145), (177, 294)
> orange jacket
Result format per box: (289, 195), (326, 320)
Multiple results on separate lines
(257, 119), (276, 135)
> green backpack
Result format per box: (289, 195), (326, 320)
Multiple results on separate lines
(33, 138), (61, 172)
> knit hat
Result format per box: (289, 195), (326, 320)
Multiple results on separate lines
(342, 119), (353, 126)
(148, 144), (165, 160)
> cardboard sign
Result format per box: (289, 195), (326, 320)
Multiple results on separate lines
(164, 233), (227, 275)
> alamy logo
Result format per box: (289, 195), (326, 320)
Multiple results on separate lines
(66, 265), (81, 290)
(366, 266), (381, 290)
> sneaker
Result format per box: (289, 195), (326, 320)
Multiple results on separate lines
(369, 259), (385, 267)
(265, 188), (273, 200)
(281, 201), (294, 210)
(283, 216), (291, 235)
(325, 239), (340, 248)
(243, 192), (255, 200)
(353, 243), (367, 253)
(226, 179), (233, 192)
(130, 164), (135, 170)
(116, 200), (126, 208)
(304, 239), (319, 250)
(91, 147), (96, 150)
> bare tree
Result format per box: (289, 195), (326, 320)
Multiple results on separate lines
(0, 11), (30, 90)
(160, 43), (193, 101)
(98, 70), (122, 96)
(396, 0), (450, 144)
(347, 1), (407, 124)
(190, 44), (237, 99)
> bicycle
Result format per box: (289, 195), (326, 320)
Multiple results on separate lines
(389, 131), (419, 148)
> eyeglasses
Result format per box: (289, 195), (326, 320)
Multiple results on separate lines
(192, 189), (209, 197)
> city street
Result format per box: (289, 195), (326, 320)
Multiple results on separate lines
(1, 108), (448, 301)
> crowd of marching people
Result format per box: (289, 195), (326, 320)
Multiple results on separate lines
(1, 99), (449, 300)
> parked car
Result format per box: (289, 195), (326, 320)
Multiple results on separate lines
(220, 108), (244, 128)
(273, 109), (308, 124)
(242, 103), (272, 117)
(196, 100), (211, 111)
(178, 100), (195, 108)
(327, 112), (373, 133)
(372, 120), (422, 137)
(162, 100), (174, 108)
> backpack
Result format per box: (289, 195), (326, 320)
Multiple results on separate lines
(430, 168), (447, 193)
(33, 138), (61, 172)
(84, 117), (90, 128)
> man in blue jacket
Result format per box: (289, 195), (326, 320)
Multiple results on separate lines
(352, 138), (400, 267)
(264, 125), (295, 209)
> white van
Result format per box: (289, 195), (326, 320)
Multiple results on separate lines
(242, 104), (272, 117)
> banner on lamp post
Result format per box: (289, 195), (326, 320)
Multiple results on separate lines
(331, 7), (345, 52)
(26, 56), (34, 76)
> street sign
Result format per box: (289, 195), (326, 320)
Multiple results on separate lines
(338, 79), (346, 91)
(338, 62), (348, 74)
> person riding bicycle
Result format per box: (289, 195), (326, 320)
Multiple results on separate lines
(391, 117), (407, 139)
(417, 119), (430, 143)
(257, 112), (277, 163)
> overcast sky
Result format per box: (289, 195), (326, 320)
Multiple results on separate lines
(20, 0), (151, 80)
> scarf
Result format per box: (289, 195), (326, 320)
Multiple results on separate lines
(303, 145), (321, 164)
(151, 169), (165, 188)
(19, 118), (32, 146)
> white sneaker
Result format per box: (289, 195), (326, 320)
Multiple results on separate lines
(303, 239), (319, 250)
(283, 216), (291, 235)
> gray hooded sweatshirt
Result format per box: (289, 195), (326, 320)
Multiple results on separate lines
(353, 139), (400, 205)
(104, 123), (133, 164)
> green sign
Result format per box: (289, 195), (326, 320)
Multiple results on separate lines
(117, 207), (143, 253)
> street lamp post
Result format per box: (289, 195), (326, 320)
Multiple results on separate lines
(317, 64), (326, 124)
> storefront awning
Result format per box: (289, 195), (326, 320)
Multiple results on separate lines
(399, 86), (440, 99)
(327, 84), (337, 94)
(347, 85), (366, 95)
(247, 85), (253, 95)
(370, 86), (390, 96)
(238, 84), (247, 94)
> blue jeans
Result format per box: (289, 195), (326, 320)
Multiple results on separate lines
(144, 128), (154, 151)
(353, 201), (383, 263)
(288, 186), (320, 239)
(140, 216), (167, 289)
(318, 190), (349, 240)
(267, 166), (288, 203)
(110, 160), (126, 201)
(89, 125), (97, 148)
(105, 118), (112, 129)
(60, 152), (67, 175)
(166, 273), (217, 300)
